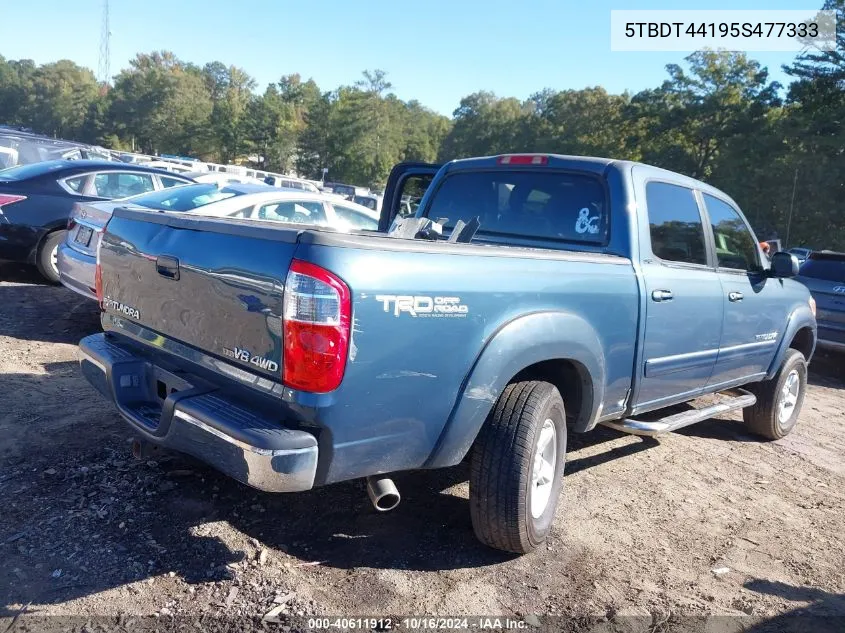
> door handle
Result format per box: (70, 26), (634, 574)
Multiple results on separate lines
(156, 255), (180, 280)
(651, 289), (673, 302)
(728, 291), (744, 302)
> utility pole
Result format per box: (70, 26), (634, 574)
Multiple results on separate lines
(785, 167), (798, 248)
(98, 0), (111, 88)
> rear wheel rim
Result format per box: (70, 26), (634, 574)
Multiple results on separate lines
(530, 419), (557, 519)
(778, 369), (800, 425)
(50, 244), (59, 275)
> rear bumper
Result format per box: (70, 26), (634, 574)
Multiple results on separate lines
(58, 243), (97, 300)
(817, 338), (845, 352)
(79, 333), (318, 492)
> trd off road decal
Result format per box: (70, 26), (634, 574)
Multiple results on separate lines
(375, 295), (469, 318)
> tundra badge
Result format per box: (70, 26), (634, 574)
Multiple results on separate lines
(103, 297), (140, 320)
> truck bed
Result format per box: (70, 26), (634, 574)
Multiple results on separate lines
(95, 207), (639, 484)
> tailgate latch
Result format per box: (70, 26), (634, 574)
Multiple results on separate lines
(156, 255), (180, 281)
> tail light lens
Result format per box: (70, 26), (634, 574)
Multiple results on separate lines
(497, 154), (548, 165)
(282, 260), (351, 393)
(0, 194), (26, 210)
(94, 230), (105, 307)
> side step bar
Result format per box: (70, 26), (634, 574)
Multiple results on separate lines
(601, 390), (757, 437)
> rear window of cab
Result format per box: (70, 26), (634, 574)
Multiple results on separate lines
(423, 170), (608, 244)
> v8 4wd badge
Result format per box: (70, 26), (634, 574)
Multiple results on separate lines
(222, 346), (279, 372)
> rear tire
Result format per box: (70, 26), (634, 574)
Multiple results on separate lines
(36, 230), (65, 284)
(743, 349), (807, 440)
(469, 380), (567, 554)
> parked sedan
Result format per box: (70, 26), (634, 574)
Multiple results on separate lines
(59, 183), (378, 300)
(787, 247), (813, 263)
(0, 160), (192, 282)
(796, 250), (845, 353)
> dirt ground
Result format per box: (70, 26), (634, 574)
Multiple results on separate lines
(1, 262), (843, 633)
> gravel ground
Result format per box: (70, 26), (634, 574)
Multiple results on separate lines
(1, 262), (843, 633)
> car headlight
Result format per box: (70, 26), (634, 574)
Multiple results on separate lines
(809, 296), (816, 317)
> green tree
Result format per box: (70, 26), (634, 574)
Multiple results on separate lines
(109, 51), (213, 155)
(628, 50), (778, 179)
(205, 64), (256, 162)
(23, 60), (99, 138)
(526, 87), (635, 159)
(0, 57), (36, 127)
(439, 91), (530, 160)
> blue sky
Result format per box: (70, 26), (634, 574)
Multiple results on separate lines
(1, 0), (823, 115)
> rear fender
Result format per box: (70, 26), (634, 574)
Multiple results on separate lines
(424, 311), (606, 468)
(766, 305), (816, 378)
(28, 222), (65, 263)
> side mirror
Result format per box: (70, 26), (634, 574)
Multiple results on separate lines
(770, 251), (799, 278)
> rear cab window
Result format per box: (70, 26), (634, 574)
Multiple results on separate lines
(423, 170), (608, 246)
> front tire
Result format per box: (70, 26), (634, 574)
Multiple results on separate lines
(743, 349), (807, 440)
(36, 230), (66, 284)
(469, 380), (567, 554)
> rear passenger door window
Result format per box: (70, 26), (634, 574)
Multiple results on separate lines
(256, 200), (328, 226)
(331, 203), (378, 230)
(645, 182), (708, 266)
(702, 194), (761, 272)
(93, 172), (155, 198)
(159, 176), (187, 189)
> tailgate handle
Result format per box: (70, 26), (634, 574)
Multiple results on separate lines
(156, 255), (180, 280)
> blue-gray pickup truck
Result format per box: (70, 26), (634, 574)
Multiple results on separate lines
(79, 154), (817, 554)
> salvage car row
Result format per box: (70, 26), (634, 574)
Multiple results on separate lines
(0, 159), (380, 289)
(2, 151), (843, 555)
(71, 153), (829, 556)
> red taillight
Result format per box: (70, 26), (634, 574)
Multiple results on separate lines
(497, 154), (548, 165)
(94, 233), (104, 307)
(0, 194), (26, 208)
(282, 260), (351, 393)
(67, 218), (77, 231)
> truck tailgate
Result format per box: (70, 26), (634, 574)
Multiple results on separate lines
(98, 207), (298, 379)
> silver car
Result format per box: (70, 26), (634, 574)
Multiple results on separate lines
(58, 182), (379, 300)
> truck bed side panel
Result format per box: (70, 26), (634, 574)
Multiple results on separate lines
(297, 241), (639, 483)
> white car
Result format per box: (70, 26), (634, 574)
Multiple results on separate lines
(58, 183), (379, 300)
(182, 171), (267, 186)
(140, 160), (196, 174)
(263, 175), (321, 193)
(193, 188), (380, 232)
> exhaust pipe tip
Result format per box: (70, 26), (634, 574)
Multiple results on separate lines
(366, 476), (400, 512)
(131, 438), (161, 461)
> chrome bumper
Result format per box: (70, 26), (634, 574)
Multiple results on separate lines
(79, 333), (318, 493)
